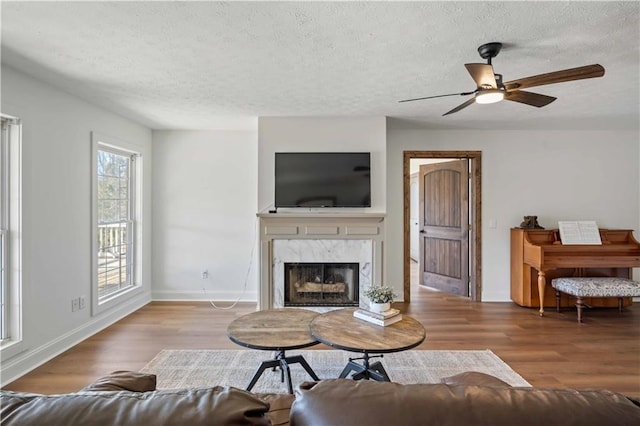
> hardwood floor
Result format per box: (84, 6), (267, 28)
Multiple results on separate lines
(4, 287), (640, 398)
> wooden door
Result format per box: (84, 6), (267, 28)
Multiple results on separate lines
(419, 160), (469, 296)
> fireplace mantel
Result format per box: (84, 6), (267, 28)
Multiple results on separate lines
(257, 212), (385, 310)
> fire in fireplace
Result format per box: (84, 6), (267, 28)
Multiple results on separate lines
(284, 262), (359, 307)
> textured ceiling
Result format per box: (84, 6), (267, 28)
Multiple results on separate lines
(1, 1), (639, 130)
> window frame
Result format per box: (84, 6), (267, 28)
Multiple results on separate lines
(0, 118), (7, 340)
(0, 113), (23, 356)
(91, 132), (143, 315)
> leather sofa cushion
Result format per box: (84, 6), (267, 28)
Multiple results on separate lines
(290, 379), (640, 426)
(255, 393), (296, 426)
(79, 370), (157, 392)
(1, 386), (270, 426)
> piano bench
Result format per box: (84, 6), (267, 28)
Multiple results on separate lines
(551, 277), (640, 323)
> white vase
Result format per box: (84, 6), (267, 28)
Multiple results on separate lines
(370, 302), (390, 313)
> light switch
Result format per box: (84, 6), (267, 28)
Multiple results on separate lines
(489, 219), (497, 229)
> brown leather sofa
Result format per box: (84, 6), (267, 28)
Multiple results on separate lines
(1, 371), (639, 425)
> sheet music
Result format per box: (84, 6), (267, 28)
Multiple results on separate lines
(558, 221), (602, 245)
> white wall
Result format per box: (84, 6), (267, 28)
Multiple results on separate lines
(386, 125), (640, 301)
(257, 117), (387, 213)
(0, 65), (153, 384)
(2, 62), (637, 384)
(152, 130), (259, 301)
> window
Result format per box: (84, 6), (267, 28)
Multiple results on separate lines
(1, 114), (22, 349)
(92, 133), (141, 313)
(0, 118), (8, 340)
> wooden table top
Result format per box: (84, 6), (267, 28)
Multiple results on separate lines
(227, 308), (320, 351)
(310, 308), (426, 354)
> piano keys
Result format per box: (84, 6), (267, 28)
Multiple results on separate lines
(510, 228), (640, 315)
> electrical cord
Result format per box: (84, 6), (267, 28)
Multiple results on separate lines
(203, 217), (259, 310)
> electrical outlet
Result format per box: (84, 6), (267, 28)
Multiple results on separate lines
(79, 295), (86, 310)
(71, 298), (79, 312)
(202, 270), (209, 280)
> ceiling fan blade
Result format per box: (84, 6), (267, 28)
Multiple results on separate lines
(398, 91), (475, 103)
(465, 63), (497, 88)
(443, 98), (476, 116)
(505, 90), (557, 107)
(504, 64), (605, 91)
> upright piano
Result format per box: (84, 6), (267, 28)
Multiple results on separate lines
(510, 228), (640, 315)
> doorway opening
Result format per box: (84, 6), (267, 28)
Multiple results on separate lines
(403, 151), (482, 302)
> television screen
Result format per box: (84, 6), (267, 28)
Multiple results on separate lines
(275, 152), (371, 208)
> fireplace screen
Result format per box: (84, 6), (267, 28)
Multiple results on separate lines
(284, 262), (359, 307)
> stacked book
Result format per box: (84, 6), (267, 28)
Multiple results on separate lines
(353, 308), (402, 326)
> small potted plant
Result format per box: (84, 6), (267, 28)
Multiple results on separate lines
(364, 285), (396, 313)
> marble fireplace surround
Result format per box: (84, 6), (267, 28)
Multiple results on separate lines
(273, 239), (372, 308)
(257, 213), (385, 311)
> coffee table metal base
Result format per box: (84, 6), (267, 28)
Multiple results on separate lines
(338, 353), (390, 382)
(246, 349), (320, 394)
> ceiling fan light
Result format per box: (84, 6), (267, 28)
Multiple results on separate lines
(475, 89), (505, 104)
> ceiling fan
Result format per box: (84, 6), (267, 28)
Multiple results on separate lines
(399, 42), (605, 116)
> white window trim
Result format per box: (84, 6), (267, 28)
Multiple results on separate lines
(91, 132), (143, 315)
(0, 114), (23, 357)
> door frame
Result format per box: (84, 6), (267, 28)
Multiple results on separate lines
(403, 151), (482, 302)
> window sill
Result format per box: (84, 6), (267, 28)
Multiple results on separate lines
(0, 338), (25, 361)
(93, 284), (142, 316)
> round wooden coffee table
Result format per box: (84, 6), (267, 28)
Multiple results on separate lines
(227, 308), (320, 393)
(310, 308), (426, 381)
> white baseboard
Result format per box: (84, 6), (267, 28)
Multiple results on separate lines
(151, 290), (257, 302)
(0, 293), (151, 387)
(479, 293), (513, 302)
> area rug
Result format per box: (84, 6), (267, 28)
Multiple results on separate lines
(141, 349), (530, 393)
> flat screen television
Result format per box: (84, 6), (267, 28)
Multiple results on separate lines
(275, 152), (371, 208)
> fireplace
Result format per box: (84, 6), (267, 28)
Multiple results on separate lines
(270, 238), (373, 309)
(257, 213), (385, 310)
(285, 262), (359, 307)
